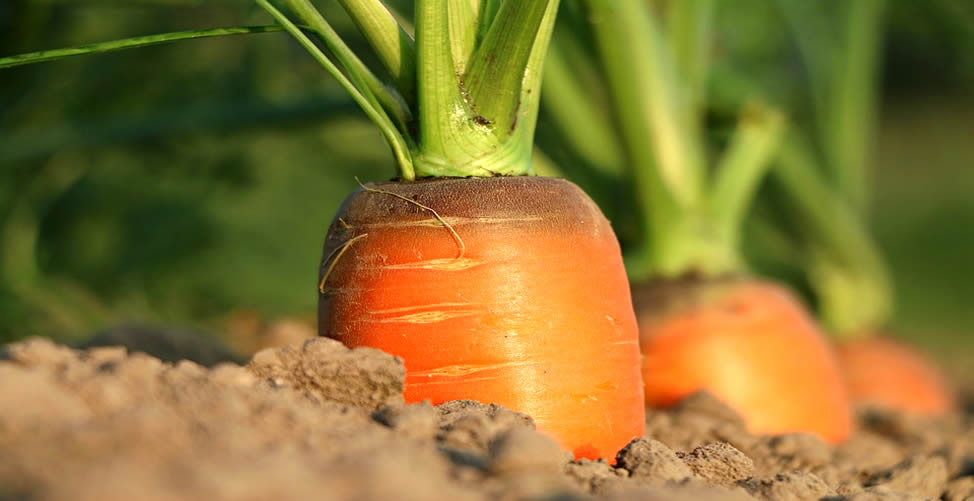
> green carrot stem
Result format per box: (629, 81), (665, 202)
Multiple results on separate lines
(0, 26), (283, 69)
(447, 0), (478, 74)
(542, 24), (623, 177)
(826, 0), (886, 213)
(505, 0), (560, 167)
(709, 102), (786, 253)
(280, 0), (411, 130)
(587, 0), (702, 209)
(475, 0), (503, 45)
(666, 0), (715, 134)
(413, 0), (494, 176)
(773, 0), (833, 149)
(773, 135), (893, 335)
(335, 0), (417, 104)
(588, 0), (730, 280)
(412, 0), (557, 177)
(259, 0), (414, 179)
(464, 0), (551, 137)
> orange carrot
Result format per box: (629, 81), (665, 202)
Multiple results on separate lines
(836, 336), (955, 416)
(319, 176), (645, 460)
(250, 0), (646, 461)
(634, 279), (853, 444)
(540, 2), (854, 443)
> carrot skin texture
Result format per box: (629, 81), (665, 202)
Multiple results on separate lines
(837, 336), (955, 416)
(634, 279), (853, 444)
(319, 176), (646, 461)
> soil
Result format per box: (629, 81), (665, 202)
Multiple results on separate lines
(2, 336), (972, 501)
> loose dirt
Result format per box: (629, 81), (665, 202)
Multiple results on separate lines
(1, 337), (972, 501)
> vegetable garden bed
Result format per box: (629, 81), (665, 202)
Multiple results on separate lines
(2, 336), (971, 501)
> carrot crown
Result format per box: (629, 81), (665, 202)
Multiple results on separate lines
(544, 1), (785, 281)
(259, 0), (560, 180)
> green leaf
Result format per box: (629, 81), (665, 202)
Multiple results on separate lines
(0, 26), (283, 69)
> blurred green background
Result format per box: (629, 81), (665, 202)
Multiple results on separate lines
(1, 1), (972, 364)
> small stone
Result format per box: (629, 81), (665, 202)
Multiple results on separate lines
(615, 438), (693, 484)
(679, 442), (754, 486)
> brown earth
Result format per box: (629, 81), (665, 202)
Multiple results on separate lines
(1, 337), (972, 501)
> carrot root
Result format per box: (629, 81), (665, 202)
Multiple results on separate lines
(319, 176), (646, 461)
(633, 278), (853, 444)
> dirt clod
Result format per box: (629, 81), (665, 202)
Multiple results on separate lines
(679, 442), (754, 485)
(247, 337), (404, 410)
(616, 438), (694, 484)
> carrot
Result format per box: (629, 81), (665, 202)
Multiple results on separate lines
(634, 279), (852, 443)
(0, 0), (645, 458)
(260, 0), (645, 461)
(540, 1), (853, 443)
(836, 336), (955, 416)
(319, 177), (644, 459)
(766, 0), (956, 417)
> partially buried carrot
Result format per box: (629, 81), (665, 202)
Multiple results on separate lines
(634, 279), (852, 443)
(254, 0), (645, 461)
(0, 0), (646, 459)
(767, 0), (956, 418)
(543, 1), (853, 444)
(319, 177), (644, 459)
(837, 336), (955, 416)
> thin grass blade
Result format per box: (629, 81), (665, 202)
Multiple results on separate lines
(0, 26), (283, 69)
